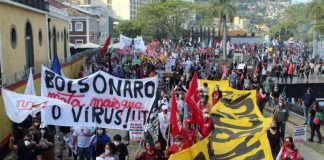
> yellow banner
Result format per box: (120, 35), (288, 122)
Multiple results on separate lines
(198, 80), (273, 160)
(169, 137), (210, 160)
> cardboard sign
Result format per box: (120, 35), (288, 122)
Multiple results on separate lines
(129, 120), (144, 141)
(41, 66), (158, 130)
(293, 125), (307, 142)
(63, 132), (77, 155)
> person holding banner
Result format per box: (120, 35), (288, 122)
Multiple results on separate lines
(89, 128), (111, 160)
(135, 141), (163, 160)
(211, 85), (222, 105)
(199, 108), (214, 139)
(276, 136), (301, 160)
(180, 119), (197, 147)
(165, 135), (188, 157)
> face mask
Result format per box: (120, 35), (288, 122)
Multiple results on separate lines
(97, 130), (103, 135)
(24, 140), (31, 146)
(146, 146), (154, 152)
(284, 142), (291, 148)
(114, 141), (120, 146)
(163, 110), (168, 114)
(204, 113), (209, 118)
(40, 129), (45, 134)
(270, 127), (277, 130)
(175, 142), (180, 146)
(105, 149), (110, 154)
(34, 122), (39, 127)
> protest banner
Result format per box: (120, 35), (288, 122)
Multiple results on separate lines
(1, 89), (72, 123)
(199, 80), (273, 159)
(63, 132), (77, 155)
(169, 137), (210, 160)
(119, 34), (145, 52)
(41, 66), (158, 130)
(293, 125), (307, 142)
(129, 120), (144, 141)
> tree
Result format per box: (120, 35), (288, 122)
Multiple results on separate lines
(135, 0), (196, 42)
(211, 0), (236, 61)
(114, 20), (141, 38)
(306, 0), (324, 34)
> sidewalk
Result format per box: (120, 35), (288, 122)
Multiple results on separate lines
(264, 105), (324, 156)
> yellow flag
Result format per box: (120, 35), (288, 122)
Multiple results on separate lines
(169, 137), (210, 160)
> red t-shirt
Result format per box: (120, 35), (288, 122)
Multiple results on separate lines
(180, 128), (197, 147)
(200, 118), (214, 138)
(212, 91), (222, 105)
(135, 151), (163, 160)
(168, 143), (189, 155)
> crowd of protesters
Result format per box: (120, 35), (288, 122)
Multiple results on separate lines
(8, 37), (323, 160)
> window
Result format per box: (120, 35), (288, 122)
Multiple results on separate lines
(69, 22), (72, 31)
(75, 22), (83, 31)
(38, 29), (42, 46)
(10, 25), (17, 49)
(75, 39), (83, 44)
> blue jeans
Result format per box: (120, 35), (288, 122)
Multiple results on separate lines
(303, 107), (310, 124)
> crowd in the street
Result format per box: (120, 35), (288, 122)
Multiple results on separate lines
(8, 38), (324, 160)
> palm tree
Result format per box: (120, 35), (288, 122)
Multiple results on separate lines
(211, 0), (236, 61)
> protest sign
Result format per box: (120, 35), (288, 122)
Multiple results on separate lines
(129, 120), (144, 141)
(119, 35), (145, 52)
(41, 66), (158, 130)
(63, 132), (77, 155)
(1, 89), (72, 123)
(293, 125), (307, 142)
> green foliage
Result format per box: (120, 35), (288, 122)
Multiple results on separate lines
(134, 0), (196, 41)
(114, 20), (141, 38)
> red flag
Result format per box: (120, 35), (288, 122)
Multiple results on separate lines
(170, 90), (179, 137)
(100, 35), (111, 55)
(184, 72), (204, 126)
(176, 44), (181, 53)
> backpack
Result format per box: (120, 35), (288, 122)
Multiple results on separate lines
(313, 112), (323, 125)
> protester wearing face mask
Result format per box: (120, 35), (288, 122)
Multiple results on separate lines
(29, 117), (41, 144)
(113, 134), (129, 160)
(158, 104), (170, 140)
(302, 87), (316, 125)
(165, 135), (188, 156)
(135, 141), (162, 160)
(199, 108), (214, 139)
(9, 133), (42, 160)
(267, 121), (283, 158)
(89, 128), (111, 160)
(276, 136), (301, 160)
(99, 142), (119, 160)
(273, 99), (290, 140)
(180, 119), (197, 147)
(211, 85), (222, 105)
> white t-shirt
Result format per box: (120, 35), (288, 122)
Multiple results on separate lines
(73, 126), (94, 148)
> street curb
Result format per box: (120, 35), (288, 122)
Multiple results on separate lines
(264, 106), (324, 141)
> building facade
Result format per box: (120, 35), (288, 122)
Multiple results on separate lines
(0, 0), (70, 157)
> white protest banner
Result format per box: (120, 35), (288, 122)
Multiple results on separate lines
(237, 63), (246, 70)
(129, 120), (144, 141)
(63, 132), (77, 155)
(119, 34), (145, 52)
(1, 89), (72, 123)
(41, 66), (158, 130)
(293, 125), (307, 142)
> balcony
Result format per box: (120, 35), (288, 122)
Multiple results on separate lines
(11, 0), (49, 12)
